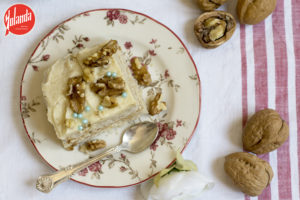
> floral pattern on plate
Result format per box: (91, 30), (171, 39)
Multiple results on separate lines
(20, 9), (200, 187)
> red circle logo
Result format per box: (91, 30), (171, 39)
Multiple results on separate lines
(4, 4), (35, 36)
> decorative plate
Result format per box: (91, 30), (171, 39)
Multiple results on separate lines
(20, 9), (201, 187)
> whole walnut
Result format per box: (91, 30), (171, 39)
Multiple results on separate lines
(198, 0), (228, 11)
(224, 152), (273, 196)
(243, 109), (289, 154)
(236, 0), (277, 24)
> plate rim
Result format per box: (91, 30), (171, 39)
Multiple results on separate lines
(19, 8), (201, 188)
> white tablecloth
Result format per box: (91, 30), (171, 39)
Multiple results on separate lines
(1, 0), (299, 199)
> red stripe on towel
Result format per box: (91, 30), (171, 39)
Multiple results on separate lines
(292, 0), (300, 196)
(240, 24), (248, 127)
(253, 20), (271, 200)
(272, 0), (292, 199)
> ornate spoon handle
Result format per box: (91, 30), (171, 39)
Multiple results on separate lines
(36, 145), (122, 193)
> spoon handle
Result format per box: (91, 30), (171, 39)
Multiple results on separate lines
(36, 145), (123, 193)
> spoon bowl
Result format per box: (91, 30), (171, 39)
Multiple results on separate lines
(121, 122), (158, 153)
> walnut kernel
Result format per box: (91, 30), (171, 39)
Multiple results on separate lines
(198, 0), (228, 11)
(91, 76), (125, 94)
(107, 77), (125, 90)
(79, 139), (106, 153)
(194, 11), (236, 48)
(91, 75), (126, 108)
(101, 96), (118, 108)
(83, 40), (118, 68)
(130, 57), (152, 86)
(149, 92), (167, 115)
(66, 76), (86, 113)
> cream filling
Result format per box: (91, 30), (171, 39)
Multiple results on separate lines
(42, 45), (139, 140)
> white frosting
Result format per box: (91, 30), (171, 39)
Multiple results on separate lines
(42, 45), (140, 140)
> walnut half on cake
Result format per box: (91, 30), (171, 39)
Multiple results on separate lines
(42, 40), (147, 150)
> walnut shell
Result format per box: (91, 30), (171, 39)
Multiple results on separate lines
(237, 0), (277, 25)
(243, 109), (289, 154)
(224, 152), (273, 196)
(194, 11), (236, 49)
(198, 0), (228, 11)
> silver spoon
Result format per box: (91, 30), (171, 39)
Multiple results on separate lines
(36, 122), (158, 193)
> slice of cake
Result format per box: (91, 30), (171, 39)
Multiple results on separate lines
(42, 40), (147, 150)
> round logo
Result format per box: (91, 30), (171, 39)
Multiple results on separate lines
(4, 4), (35, 36)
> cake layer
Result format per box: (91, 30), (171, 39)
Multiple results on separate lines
(42, 41), (146, 149)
